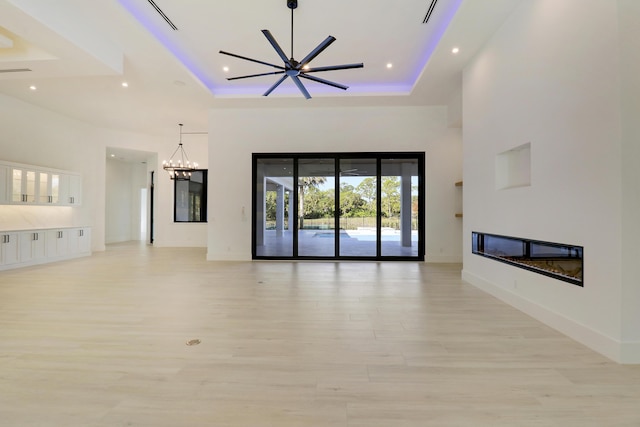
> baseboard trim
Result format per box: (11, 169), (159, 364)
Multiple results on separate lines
(206, 252), (251, 261)
(426, 254), (462, 263)
(461, 269), (639, 364)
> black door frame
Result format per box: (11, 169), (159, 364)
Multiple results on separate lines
(252, 152), (425, 261)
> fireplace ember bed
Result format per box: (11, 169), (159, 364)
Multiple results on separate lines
(472, 232), (583, 286)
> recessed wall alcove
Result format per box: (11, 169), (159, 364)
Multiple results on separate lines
(495, 142), (531, 190)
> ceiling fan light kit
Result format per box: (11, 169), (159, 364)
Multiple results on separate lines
(219, 0), (363, 99)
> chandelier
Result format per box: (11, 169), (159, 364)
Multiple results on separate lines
(163, 124), (198, 180)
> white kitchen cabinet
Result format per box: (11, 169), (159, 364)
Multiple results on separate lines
(1, 232), (20, 266)
(1, 227), (91, 271)
(0, 161), (80, 207)
(69, 227), (91, 254)
(46, 229), (69, 258)
(19, 230), (47, 263)
(38, 171), (61, 204)
(64, 173), (82, 206)
(9, 167), (38, 204)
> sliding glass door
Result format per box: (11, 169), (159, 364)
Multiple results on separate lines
(254, 157), (293, 257)
(253, 152), (424, 261)
(298, 158), (335, 257)
(339, 158), (378, 257)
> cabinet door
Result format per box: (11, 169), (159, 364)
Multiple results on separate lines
(1, 232), (20, 265)
(67, 229), (79, 255)
(37, 172), (61, 204)
(10, 168), (37, 203)
(19, 232), (34, 262)
(46, 229), (68, 257)
(59, 174), (81, 205)
(67, 174), (82, 205)
(50, 173), (61, 204)
(32, 231), (47, 260)
(78, 228), (91, 253)
(38, 173), (50, 204)
(19, 231), (46, 262)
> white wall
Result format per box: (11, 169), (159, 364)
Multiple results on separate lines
(105, 159), (149, 243)
(462, 0), (639, 363)
(0, 93), (208, 251)
(618, 0), (640, 361)
(153, 132), (208, 248)
(207, 105), (462, 262)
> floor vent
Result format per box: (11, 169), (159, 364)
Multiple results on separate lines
(0, 68), (32, 73)
(147, 0), (178, 31)
(423, 0), (438, 24)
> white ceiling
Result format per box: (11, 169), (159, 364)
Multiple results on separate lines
(0, 0), (522, 135)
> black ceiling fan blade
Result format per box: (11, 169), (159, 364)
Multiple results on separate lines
(261, 30), (293, 67)
(227, 71), (285, 81)
(219, 50), (285, 70)
(304, 63), (364, 73)
(298, 36), (336, 68)
(263, 74), (289, 97)
(291, 75), (311, 99)
(300, 73), (348, 91)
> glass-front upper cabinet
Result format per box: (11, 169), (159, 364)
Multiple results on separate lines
(11, 168), (37, 203)
(38, 172), (60, 204)
(1, 161), (80, 207)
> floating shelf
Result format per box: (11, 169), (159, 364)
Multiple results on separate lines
(455, 181), (463, 187)
(455, 213), (463, 218)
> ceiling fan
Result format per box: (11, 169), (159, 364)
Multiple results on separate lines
(219, 0), (363, 99)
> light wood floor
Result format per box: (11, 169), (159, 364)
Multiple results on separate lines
(1, 242), (639, 426)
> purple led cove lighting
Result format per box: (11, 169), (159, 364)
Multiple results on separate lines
(117, 0), (216, 92)
(118, 0), (462, 97)
(410, 0), (462, 85)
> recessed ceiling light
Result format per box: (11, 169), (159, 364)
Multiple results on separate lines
(223, 66), (229, 72)
(122, 82), (129, 87)
(29, 85), (36, 91)
(110, 154), (115, 157)
(452, 47), (460, 54)
(386, 63), (393, 69)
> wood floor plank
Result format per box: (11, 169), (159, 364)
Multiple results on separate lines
(0, 242), (639, 426)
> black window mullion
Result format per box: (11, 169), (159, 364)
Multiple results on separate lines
(334, 158), (340, 257)
(376, 158), (382, 257)
(418, 154), (426, 258)
(293, 157), (299, 257)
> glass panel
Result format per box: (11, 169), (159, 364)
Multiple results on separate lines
(12, 169), (22, 202)
(298, 158), (335, 257)
(471, 232), (583, 286)
(51, 174), (59, 204)
(174, 170), (207, 222)
(255, 158), (294, 257)
(339, 158), (377, 256)
(381, 159), (419, 257)
(39, 173), (49, 203)
(25, 171), (36, 202)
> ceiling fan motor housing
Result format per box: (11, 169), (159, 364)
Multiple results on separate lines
(287, 0), (298, 9)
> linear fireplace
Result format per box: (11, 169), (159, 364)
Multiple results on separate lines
(472, 232), (583, 286)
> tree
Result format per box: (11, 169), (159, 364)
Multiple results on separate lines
(381, 176), (400, 218)
(339, 182), (365, 217)
(356, 177), (376, 214)
(298, 176), (326, 229)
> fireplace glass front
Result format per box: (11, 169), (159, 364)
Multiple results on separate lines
(472, 232), (583, 286)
